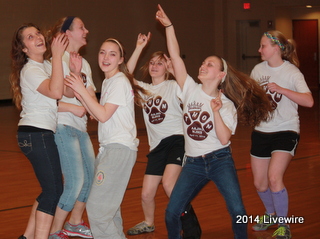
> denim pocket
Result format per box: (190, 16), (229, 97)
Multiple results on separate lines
(186, 157), (195, 164)
(215, 149), (231, 161)
(17, 134), (33, 155)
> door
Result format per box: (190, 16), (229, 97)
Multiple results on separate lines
(293, 20), (319, 89)
(237, 20), (262, 75)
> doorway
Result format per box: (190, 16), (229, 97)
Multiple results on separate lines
(292, 20), (319, 89)
(237, 20), (262, 75)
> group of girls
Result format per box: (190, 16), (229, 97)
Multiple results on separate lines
(10, 3), (313, 239)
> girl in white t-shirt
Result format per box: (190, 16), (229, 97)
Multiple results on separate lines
(10, 23), (68, 239)
(65, 38), (147, 239)
(250, 30), (314, 239)
(125, 34), (200, 237)
(156, 5), (272, 239)
(46, 16), (97, 239)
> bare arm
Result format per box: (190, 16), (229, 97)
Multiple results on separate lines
(156, 4), (187, 89)
(64, 51), (84, 98)
(37, 33), (68, 99)
(211, 91), (232, 145)
(127, 32), (151, 76)
(58, 101), (87, 118)
(268, 82), (314, 108)
(65, 72), (118, 123)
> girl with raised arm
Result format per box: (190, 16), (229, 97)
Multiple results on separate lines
(126, 34), (200, 238)
(156, 4), (272, 239)
(10, 23), (68, 239)
(46, 16), (97, 239)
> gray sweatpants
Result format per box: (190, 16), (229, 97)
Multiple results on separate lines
(86, 143), (137, 239)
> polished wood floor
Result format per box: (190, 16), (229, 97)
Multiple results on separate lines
(1, 89), (319, 238)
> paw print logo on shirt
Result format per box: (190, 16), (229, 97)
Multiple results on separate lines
(259, 76), (282, 110)
(144, 96), (168, 124)
(184, 101), (213, 141)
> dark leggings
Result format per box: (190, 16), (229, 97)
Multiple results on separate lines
(17, 128), (63, 215)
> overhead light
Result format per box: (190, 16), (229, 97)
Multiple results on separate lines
(306, 5), (312, 8)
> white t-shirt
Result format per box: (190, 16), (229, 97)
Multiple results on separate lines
(180, 75), (237, 157)
(98, 72), (139, 151)
(18, 59), (58, 132)
(50, 51), (96, 132)
(251, 60), (311, 133)
(138, 80), (183, 151)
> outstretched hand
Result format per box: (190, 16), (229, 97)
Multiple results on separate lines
(155, 4), (172, 27)
(211, 90), (223, 112)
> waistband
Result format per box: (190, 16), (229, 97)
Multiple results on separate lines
(186, 146), (231, 160)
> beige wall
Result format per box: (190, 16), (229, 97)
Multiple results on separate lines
(1, 0), (319, 100)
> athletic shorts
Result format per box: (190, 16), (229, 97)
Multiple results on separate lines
(250, 130), (300, 159)
(145, 135), (184, 176)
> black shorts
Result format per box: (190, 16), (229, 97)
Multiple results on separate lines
(250, 130), (300, 159)
(145, 135), (184, 176)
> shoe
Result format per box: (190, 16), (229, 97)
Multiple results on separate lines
(63, 221), (93, 238)
(272, 225), (291, 238)
(252, 212), (277, 231)
(18, 235), (27, 239)
(127, 221), (155, 235)
(49, 230), (69, 239)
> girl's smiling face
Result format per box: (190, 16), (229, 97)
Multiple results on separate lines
(148, 56), (167, 79)
(66, 18), (89, 48)
(98, 41), (123, 78)
(22, 27), (46, 59)
(198, 56), (224, 83)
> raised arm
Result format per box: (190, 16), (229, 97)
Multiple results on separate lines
(156, 4), (187, 89)
(63, 51), (83, 98)
(127, 32), (151, 75)
(37, 33), (68, 99)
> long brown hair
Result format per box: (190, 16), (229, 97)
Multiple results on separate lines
(104, 38), (149, 106)
(217, 57), (273, 127)
(265, 30), (299, 68)
(9, 23), (43, 110)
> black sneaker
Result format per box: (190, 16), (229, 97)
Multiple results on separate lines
(181, 204), (202, 239)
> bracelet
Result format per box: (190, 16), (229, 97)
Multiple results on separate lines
(165, 23), (173, 28)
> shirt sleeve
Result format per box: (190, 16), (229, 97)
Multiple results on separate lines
(105, 76), (132, 106)
(22, 66), (49, 93)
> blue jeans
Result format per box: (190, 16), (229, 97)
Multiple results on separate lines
(54, 124), (95, 211)
(17, 130), (63, 216)
(165, 146), (247, 239)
